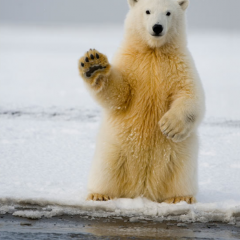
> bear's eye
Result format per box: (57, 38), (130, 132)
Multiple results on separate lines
(146, 10), (151, 15)
(166, 12), (171, 16)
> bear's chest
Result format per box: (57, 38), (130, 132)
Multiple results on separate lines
(124, 51), (179, 95)
(127, 55), (176, 111)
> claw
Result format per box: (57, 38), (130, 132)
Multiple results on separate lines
(96, 53), (100, 59)
(85, 57), (89, 62)
(81, 62), (84, 67)
(90, 54), (94, 60)
(87, 193), (112, 202)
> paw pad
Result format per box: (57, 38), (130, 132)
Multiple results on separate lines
(86, 65), (106, 77)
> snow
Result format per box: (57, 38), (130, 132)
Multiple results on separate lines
(0, 25), (240, 223)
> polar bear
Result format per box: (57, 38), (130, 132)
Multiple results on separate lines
(78, 0), (205, 204)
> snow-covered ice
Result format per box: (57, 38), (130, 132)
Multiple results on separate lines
(0, 25), (240, 223)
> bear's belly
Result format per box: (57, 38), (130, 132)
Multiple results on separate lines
(117, 93), (170, 152)
(112, 109), (179, 200)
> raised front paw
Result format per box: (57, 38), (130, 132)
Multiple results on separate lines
(78, 49), (110, 84)
(159, 111), (194, 143)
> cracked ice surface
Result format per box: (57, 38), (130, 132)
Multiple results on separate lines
(0, 25), (240, 223)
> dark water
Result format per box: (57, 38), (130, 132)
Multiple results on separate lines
(0, 214), (240, 240)
(0, 232), (100, 240)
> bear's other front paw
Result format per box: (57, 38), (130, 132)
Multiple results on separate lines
(159, 111), (194, 143)
(78, 49), (110, 90)
(87, 193), (113, 201)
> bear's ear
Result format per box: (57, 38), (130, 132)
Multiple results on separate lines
(177, 0), (189, 11)
(128, 0), (138, 8)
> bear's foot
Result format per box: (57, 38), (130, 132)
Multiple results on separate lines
(79, 49), (110, 88)
(87, 193), (113, 201)
(164, 196), (196, 204)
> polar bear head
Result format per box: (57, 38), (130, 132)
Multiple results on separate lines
(125, 0), (189, 48)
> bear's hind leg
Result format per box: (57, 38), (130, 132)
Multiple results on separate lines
(87, 136), (129, 201)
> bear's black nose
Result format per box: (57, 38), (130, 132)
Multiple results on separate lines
(152, 24), (163, 35)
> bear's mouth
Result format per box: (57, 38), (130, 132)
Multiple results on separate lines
(152, 34), (164, 38)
